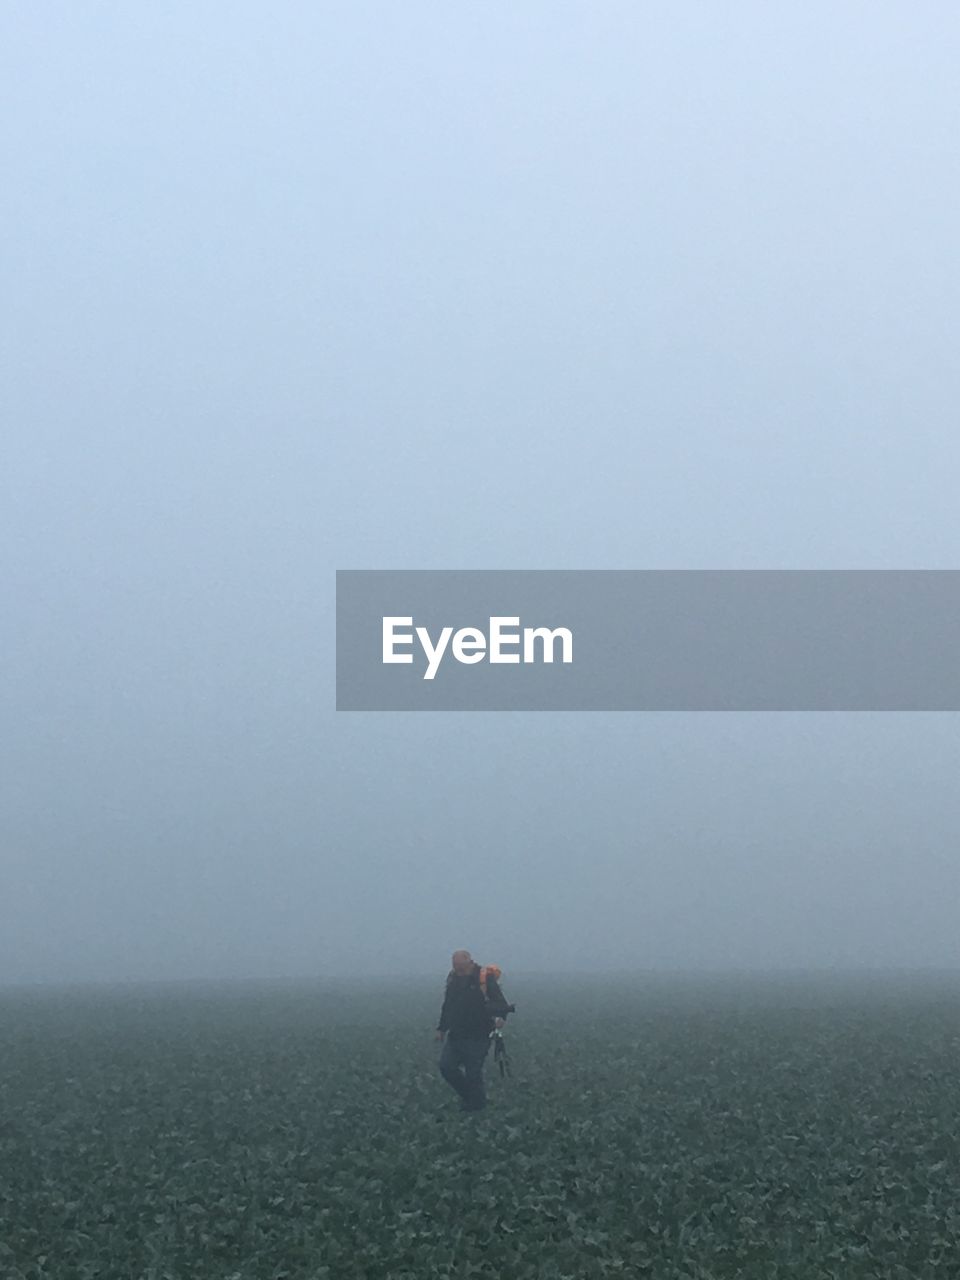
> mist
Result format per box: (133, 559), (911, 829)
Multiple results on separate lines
(3, 2), (959, 984)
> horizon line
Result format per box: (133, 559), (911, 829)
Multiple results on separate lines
(3, 963), (960, 994)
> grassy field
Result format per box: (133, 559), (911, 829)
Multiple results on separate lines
(1, 974), (958, 1279)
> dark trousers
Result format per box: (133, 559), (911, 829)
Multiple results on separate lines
(439, 1034), (490, 1110)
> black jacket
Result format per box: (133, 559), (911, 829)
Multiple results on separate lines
(437, 965), (511, 1039)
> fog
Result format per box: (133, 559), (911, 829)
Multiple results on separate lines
(2, 3), (959, 984)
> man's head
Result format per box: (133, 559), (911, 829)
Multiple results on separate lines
(451, 949), (474, 976)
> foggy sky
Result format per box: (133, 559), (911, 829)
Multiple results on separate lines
(2, 2), (960, 983)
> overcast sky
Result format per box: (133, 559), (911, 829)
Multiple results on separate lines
(2, 2), (959, 983)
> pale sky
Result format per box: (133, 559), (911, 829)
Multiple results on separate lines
(2, 2), (959, 982)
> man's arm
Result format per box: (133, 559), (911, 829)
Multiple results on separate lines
(437, 982), (451, 1033)
(484, 976), (513, 1020)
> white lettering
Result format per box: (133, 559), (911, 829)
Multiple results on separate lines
(382, 617), (414, 664)
(416, 625), (453, 680)
(381, 617), (574, 679)
(489, 616), (521, 664)
(452, 627), (486, 664)
(523, 626), (573, 664)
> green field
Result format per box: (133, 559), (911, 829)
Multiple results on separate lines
(1, 975), (958, 1279)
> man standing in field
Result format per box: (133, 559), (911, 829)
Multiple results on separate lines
(435, 949), (512, 1113)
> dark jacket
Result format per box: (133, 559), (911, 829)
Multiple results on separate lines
(437, 964), (511, 1039)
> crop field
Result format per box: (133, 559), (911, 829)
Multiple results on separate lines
(1, 974), (959, 1279)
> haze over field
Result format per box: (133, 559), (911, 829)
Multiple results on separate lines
(2, 3), (960, 983)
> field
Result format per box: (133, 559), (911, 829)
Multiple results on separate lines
(1, 974), (959, 1279)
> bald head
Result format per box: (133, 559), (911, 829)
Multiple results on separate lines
(451, 949), (474, 975)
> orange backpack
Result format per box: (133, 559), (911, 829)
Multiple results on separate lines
(478, 964), (502, 999)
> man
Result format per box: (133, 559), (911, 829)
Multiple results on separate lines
(435, 949), (513, 1112)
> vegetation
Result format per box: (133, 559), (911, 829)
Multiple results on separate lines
(1, 974), (958, 1278)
